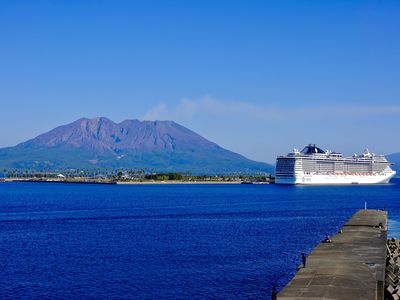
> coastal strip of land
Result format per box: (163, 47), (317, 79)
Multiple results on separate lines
(0, 171), (274, 185)
(1, 178), (271, 185)
(116, 180), (244, 185)
(278, 209), (387, 300)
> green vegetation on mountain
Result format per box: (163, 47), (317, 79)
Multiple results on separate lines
(0, 117), (273, 175)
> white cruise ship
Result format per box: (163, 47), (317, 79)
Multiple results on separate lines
(275, 144), (396, 185)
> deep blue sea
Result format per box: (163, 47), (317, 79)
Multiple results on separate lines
(0, 180), (399, 299)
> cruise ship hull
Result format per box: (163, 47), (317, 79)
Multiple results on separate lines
(276, 171), (396, 185)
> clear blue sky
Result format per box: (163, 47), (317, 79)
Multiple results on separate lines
(1, 0), (400, 163)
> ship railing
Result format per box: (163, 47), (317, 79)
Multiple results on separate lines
(310, 171), (379, 176)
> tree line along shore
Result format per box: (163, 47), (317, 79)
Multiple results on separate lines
(0, 169), (274, 184)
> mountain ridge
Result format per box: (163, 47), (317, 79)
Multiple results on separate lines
(0, 117), (272, 174)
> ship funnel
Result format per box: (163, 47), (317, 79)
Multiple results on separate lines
(363, 148), (372, 157)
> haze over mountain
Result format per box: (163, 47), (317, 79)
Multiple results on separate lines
(0, 117), (272, 174)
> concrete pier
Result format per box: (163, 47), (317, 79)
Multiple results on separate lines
(278, 209), (387, 300)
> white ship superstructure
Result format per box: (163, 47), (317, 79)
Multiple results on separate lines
(275, 144), (396, 185)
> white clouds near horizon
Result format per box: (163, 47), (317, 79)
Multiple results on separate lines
(141, 96), (400, 163)
(143, 96), (400, 122)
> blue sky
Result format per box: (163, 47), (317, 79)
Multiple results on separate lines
(1, 0), (399, 163)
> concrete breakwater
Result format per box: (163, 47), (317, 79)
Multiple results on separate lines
(278, 209), (387, 300)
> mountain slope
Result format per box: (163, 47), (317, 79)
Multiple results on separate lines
(0, 117), (272, 174)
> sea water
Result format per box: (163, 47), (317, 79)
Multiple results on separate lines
(0, 180), (399, 299)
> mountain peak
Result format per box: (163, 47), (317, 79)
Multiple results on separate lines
(75, 116), (114, 125)
(0, 118), (272, 174)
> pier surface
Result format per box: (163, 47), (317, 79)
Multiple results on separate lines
(278, 209), (387, 300)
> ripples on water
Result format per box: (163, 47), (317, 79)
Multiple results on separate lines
(0, 180), (399, 298)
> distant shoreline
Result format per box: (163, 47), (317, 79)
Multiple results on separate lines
(2, 178), (116, 185)
(116, 180), (244, 185)
(1, 178), (270, 185)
